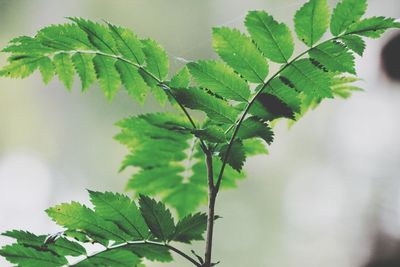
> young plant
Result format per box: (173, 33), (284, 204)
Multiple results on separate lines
(0, 0), (398, 266)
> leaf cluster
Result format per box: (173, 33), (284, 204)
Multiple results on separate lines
(0, 0), (399, 266)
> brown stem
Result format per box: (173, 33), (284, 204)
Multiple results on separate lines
(204, 151), (216, 267)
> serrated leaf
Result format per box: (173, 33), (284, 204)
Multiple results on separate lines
(174, 88), (240, 124)
(0, 244), (67, 267)
(37, 24), (93, 50)
(38, 57), (54, 84)
(309, 41), (356, 74)
(245, 10), (294, 63)
(173, 212), (207, 243)
(243, 138), (269, 156)
(72, 52), (96, 91)
(139, 195), (175, 241)
(282, 59), (333, 99)
(142, 39), (169, 81)
(115, 60), (149, 104)
(212, 27), (269, 83)
(238, 117), (274, 144)
(340, 35), (366, 56)
(74, 249), (140, 267)
(188, 60), (250, 102)
(127, 166), (184, 195)
(163, 184), (207, 218)
(107, 23), (146, 65)
(46, 202), (129, 245)
(127, 243), (173, 262)
(53, 53), (75, 90)
(3, 230), (46, 247)
(0, 56), (44, 78)
(193, 125), (227, 143)
(346, 16), (400, 38)
(46, 237), (86, 257)
(89, 191), (149, 240)
(330, 0), (367, 36)
(170, 66), (191, 88)
(70, 17), (117, 53)
(250, 91), (296, 120)
(150, 85), (169, 106)
(93, 54), (121, 100)
(294, 0), (330, 46)
(219, 141), (246, 172)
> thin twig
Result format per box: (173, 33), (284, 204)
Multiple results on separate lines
(68, 240), (201, 267)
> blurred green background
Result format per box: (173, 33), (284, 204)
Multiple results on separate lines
(1, 0), (400, 266)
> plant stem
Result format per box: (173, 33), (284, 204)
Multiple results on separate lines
(68, 240), (201, 267)
(204, 151), (216, 267)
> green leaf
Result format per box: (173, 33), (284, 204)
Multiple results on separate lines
(174, 88), (240, 124)
(212, 27), (269, 83)
(141, 39), (169, 81)
(340, 35), (366, 56)
(237, 117), (274, 144)
(0, 56), (48, 79)
(331, 75), (363, 99)
(170, 66), (191, 88)
(2, 230), (46, 248)
(266, 77), (301, 114)
(139, 195), (175, 241)
(127, 243), (173, 262)
(89, 191), (149, 240)
(243, 138), (269, 156)
(71, 52), (96, 91)
(330, 0), (367, 36)
(187, 60), (250, 102)
(46, 237), (86, 257)
(193, 125), (227, 143)
(346, 16), (400, 38)
(294, 0), (330, 46)
(163, 184), (207, 218)
(250, 91), (296, 121)
(38, 57), (54, 84)
(309, 41), (356, 74)
(6, 231), (84, 257)
(127, 166), (184, 195)
(70, 17), (117, 53)
(245, 10), (294, 63)
(37, 24), (93, 50)
(0, 244), (67, 267)
(46, 202), (129, 245)
(219, 141), (246, 172)
(53, 53), (75, 90)
(74, 249), (140, 267)
(173, 212), (207, 243)
(92, 54), (121, 100)
(282, 59), (333, 99)
(115, 60), (149, 104)
(107, 23), (146, 65)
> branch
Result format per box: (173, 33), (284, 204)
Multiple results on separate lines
(204, 150), (217, 266)
(68, 240), (202, 267)
(214, 34), (343, 192)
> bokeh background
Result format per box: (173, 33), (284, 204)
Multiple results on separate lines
(0, 0), (399, 266)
